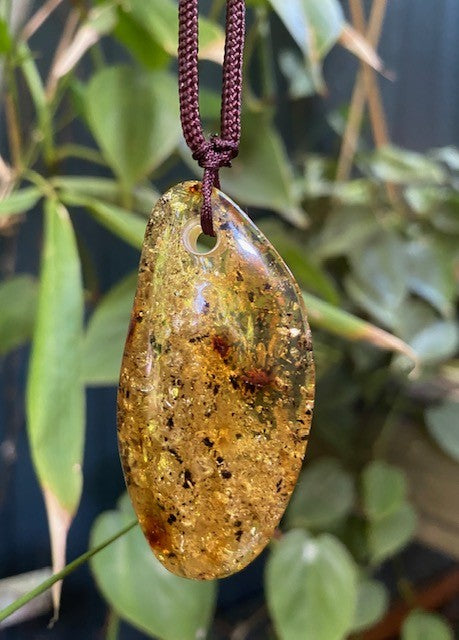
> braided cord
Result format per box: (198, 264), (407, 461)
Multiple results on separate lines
(178, 0), (246, 236)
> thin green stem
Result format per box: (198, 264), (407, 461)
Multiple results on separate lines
(105, 609), (121, 640)
(0, 520), (138, 624)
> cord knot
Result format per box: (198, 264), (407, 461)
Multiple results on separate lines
(192, 135), (239, 171)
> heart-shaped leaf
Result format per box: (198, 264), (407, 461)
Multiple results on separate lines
(266, 529), (358, 640)
(90, 495), (217, 640)
(85, 66), (180, 188)
(362, 461), (407, 521)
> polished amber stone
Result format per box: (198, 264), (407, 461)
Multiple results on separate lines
(117, 182), (315, 579)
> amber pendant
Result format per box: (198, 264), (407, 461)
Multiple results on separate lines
(117, 182), (315, 580)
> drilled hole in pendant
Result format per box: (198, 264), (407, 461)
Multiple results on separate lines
(182, 220), (221, 256)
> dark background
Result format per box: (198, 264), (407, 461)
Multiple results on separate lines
(1, 1), (458, 637)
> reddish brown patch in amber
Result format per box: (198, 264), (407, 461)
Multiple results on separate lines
(212, 334), (231, 358)
(187, 183), (201, 194)
(241, 369), (274, 392)
(142, 514), (170, 551)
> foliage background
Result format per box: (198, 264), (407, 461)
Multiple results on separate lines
(0, 0), (458, 639)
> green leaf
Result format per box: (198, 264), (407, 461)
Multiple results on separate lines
(402, 610), (454, 640)
(425, 401), (459, 463)
(0, 187), (41, 217)
(430, 145), (459, 171)
(286, 458), (355, 529)
(406, 238), (456, 317)
(258, 219), (339, 304)
(26, 199), (85, 612)
(60, 192), (146, 249)
(83, 273), (137, 386)
(316, 207), (379, 259)
(368, 503), (417, 565)
(0, 275), (37, 356)
(220, 112), (307, 227)
(302, 291), (418, 366)
(268, 0), (344, 58)
(348, 231), (408, 327)
(90, 495), (217, 640)
(351, 579), (389, 633)
(119, 0), (225, 64)
(362, 461), (407, 521)
(279, 50), (316, 99)
(53, 176), (159, 215)
(266, 529), (358, 640)
(85, 66), (180, 188)
(364, 146), (447, 185)
(407, 320), (459, 365)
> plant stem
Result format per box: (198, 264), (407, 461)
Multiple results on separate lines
(0, 519), (138, 624)
(105, 609), (121, 640)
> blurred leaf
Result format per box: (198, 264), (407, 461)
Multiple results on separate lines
(60, 192), (146, 249)
(26, 200), (85, 616)
(339, 24), (383, 72)
(286, 458), (355, 529)
(362, 461), (407, 521)
(364, 146), (447, 185)
(0, 275), (37, 355)
(83, 273), (137, 386)
(429, 146), (459, 171)
(268, 0), (344, 58)
(259, 219), (339, 303)
(114, 8), (170, 70)
(53, 176), (158, 215)
(51, 4), (117, 80)
(302, 291), (418, 366)
(368, 503), (417, 565)
(351, 579), (389, 633)
(220, 112), (307, 227)
(405, 186), (459, 233)
(402, 610), (454, 640)
(425, 401), (459, 462)
(407, 320), (459, 365)
(348, 231), (407, 325)
(85, 66), (180, 188)
(406, 238), (455, 317)
(90, 494), (217, 640)
(279, 50), (316, 99)
(266, 529), (358, 640)
(317, 207), (379, 259)
(118, 0), (225, 64)
(0, 187), (41, 217)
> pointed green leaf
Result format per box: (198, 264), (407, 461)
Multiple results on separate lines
(0, 187), (41, 217)
(266, 530), (358, 640)
(402, 610), (454, 640)
(83, 273), (137, 386)
(27, 199), (85, 513)
(60, 192), (146, 249)
(26, 200), (85, 613)
(364, 146), (447, 185)
(0, 275), (37, 355)
(90, 495), (217, 640)
(85, 66), (180, 187)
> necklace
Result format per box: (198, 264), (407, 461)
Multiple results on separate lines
(117, 0), (315, 580)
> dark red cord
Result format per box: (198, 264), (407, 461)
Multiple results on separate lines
(178, 0), (245, 236)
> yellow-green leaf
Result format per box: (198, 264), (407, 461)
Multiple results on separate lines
(26, 200), (85, 616)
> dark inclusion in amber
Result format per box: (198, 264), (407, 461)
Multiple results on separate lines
(117, 182), (315, 580)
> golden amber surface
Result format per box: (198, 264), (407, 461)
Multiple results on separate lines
(117, 182), (315, 579)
